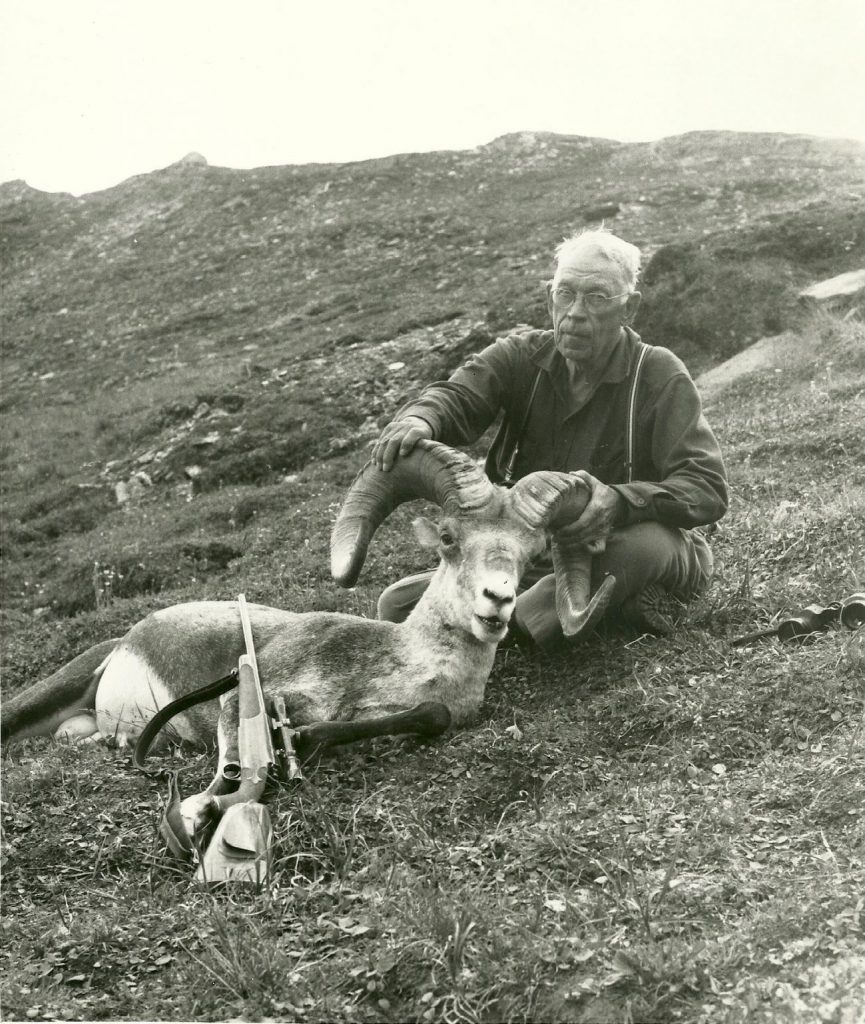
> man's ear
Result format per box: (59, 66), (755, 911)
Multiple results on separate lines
(412, 516), (440, 550)
(624, 290), (641, 323)
(545, 280), (555, 318)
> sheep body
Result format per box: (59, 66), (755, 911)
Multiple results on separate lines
(90, 598), (495, 744)
(2, 439), (616, 843)
(2, 441), (613, 843)
(3, 508), (541, 748)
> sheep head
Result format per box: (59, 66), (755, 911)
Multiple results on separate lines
(331, 441), (614, 641)
(409, 511), (547, 642)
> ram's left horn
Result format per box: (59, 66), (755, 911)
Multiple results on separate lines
(509, 471), (615, 638)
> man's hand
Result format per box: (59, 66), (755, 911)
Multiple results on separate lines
(557, 471), (624, 554)
(372, 417), (433, 472)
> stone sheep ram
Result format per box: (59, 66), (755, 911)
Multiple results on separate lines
(1, 441), (612, 835)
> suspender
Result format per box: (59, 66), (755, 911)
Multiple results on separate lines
(501, 368), (543, 485)
(502, 339), (651, 485)
(625, 341), (651, 483)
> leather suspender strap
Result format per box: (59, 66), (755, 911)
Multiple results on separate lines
(625, 342), (651, 484)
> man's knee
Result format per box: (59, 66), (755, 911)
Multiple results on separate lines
(597, 523), (712, 601)
(377, 571), (435, 623)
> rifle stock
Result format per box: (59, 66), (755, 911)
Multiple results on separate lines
(236, 655), (275, 784)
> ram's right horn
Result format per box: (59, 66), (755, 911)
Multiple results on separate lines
(330, 440), (501, 587)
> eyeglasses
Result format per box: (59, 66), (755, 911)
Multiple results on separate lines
(552, 285), (631, 313)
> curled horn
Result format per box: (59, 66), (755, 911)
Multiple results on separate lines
(331, 440), (500, 587)
(510, 471), (616, 638)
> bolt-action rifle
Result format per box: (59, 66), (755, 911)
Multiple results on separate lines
(195, 594), (277, 884)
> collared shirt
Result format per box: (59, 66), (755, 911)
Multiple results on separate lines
(397, 327), (728, 530)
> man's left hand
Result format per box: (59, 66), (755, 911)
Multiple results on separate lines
(557, 471), (624, 554)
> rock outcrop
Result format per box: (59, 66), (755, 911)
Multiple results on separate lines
(799, 268), (865, 304)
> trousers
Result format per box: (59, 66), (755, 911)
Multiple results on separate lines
(376, 522), (714, 648)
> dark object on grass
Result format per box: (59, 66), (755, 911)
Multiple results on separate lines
(732, 593), (865, 647)
(840, 592), (865, 630)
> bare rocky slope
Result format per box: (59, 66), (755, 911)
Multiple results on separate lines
(3, 128), (864, 392)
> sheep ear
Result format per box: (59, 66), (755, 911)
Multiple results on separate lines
(412, 516), (440, 549)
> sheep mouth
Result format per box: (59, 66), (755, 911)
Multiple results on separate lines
(474, 613), (507, 634)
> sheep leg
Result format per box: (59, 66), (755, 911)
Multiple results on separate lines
(294, 701), (451, 762)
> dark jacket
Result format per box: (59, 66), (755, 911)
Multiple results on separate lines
(397, 327), (728, 530)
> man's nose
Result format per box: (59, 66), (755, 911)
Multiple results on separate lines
(563, 293), (589, 317)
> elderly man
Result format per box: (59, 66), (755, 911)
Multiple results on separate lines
(371, 229), (728, 648)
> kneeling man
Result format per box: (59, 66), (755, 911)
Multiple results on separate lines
(372, 229), (728, 648)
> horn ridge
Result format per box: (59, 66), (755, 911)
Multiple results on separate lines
(509, 470), (613, 638)
(508, 470), (590, 530)
(330, 440), (498, 587)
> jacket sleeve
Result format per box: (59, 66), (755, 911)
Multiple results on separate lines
(394, 334), (527, 446)
(611, 371), (729, 529)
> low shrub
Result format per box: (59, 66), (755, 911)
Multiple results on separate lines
(637, 198), (865, 368)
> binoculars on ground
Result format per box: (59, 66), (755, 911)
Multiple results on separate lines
(734, 592), (865, 647)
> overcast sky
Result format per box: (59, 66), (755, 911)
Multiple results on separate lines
(2, 0), (864, 196)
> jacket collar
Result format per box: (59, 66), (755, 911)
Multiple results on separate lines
(530, 327), (640, 418)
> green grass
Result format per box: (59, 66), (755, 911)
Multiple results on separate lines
(2, 314), (864, 1022)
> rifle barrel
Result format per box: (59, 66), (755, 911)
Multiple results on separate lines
(237, 593), (260, 678)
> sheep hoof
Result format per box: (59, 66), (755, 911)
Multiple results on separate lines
(54, 714), (99, 743)
(179, 793), (220, 841)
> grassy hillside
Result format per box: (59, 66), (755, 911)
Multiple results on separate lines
(1, 132), (864, 1022)
(2, 311), (862, 1023)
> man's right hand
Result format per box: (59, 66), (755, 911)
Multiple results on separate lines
(372, 417), (433, 472)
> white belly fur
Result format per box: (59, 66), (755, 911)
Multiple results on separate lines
(96, 648), (200, 744)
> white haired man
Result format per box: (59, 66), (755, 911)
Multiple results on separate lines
(372, 229), (728, 647)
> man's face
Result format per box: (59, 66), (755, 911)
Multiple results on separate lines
(546, 248), (641, 368)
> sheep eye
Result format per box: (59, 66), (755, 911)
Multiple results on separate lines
(440, 531), (456, 547)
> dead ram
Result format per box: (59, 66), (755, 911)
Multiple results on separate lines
(1, 442), (612, 838)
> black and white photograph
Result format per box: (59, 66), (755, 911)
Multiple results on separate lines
(1, 2), (863, 1021)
